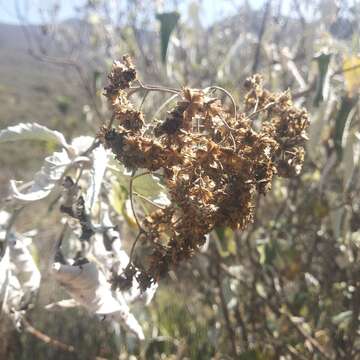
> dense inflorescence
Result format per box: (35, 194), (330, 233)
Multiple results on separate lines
(99, 56), (309, 290)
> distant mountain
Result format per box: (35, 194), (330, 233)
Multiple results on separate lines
(0, 21), (86, 129)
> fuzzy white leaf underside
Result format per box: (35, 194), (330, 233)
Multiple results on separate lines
(0, 247), (10, 303)
(9, 149), (71, 202)
(9, 236), (41, 293)
(84, 144), (108, 211)
(0, 122), (69, 149)
(52, 261), (144, 339)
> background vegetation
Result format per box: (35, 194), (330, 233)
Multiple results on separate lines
(1, 0), (360, 359)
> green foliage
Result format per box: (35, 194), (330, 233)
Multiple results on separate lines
(334, 95), (357, 159)
(156, 12), (180, 64)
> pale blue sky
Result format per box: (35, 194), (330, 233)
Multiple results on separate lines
(0, 0), (266, 25)
(0, 0), (84, 24)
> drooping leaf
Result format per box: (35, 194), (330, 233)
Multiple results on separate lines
(343, 131), (360, 191)
(314, 52), (332, 107)
(330, 206), (344, 241)
(156, 11), (180, 64)
(256, 239), (277, 266)
(214, 227), (235, 257)
(110, 182), (127, 216)
(333, 95), (357, 159)
(0, 122), (69, 149)
(93, 70), (102, 93)
(307, 97), (335, 160)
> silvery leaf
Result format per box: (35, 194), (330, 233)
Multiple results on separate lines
(9, 234), (41, 293)
(51, 261), (144, 339)
(0, 122), (69, 149)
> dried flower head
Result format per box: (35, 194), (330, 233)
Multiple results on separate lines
(99, 59), (310, 290)
(104, 55), (137, 99)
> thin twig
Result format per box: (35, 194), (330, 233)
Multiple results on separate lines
(252, 0), (272, 73)
(128, 230), (145, 265)
(293, 0), (306, 28)
(214, 260), (238, 357)
(81, 139), (101, 156)
(207, 86), (237, 120)
(133, 192), (165, 209)
(22, 318), (77, 354)
(74, 166), (85, 186)
(283, 312), (333, 360)
(332, 63), (360, 78)
(107, 113), (116, 130)
(151, 93), (179, 121)
(234, 305), (249, 351)
(134, 79), (181, 95)
(247, 101), (276, 119)
(129, 171), (150, 232)
(25, 52), (104, 123)
(139, 90), (150, 111)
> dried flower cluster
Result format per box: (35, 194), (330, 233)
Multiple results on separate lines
(99, 56), (309, 290)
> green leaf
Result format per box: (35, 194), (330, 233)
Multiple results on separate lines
(334, 95), (357, 159)
(109, 161), (166, 198)
(93, 70), (102, 93)
(215, 226), (226, 242)
(109, 183), (127, 216)
(332, 310), (352, 328)
(214, 227), (235, 257)
(256, 239), (276, 265)
(56, 95), (71, 115)
(156, 11), (180, 64)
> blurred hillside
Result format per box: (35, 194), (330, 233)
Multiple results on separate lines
(0, 22), (86, 128)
